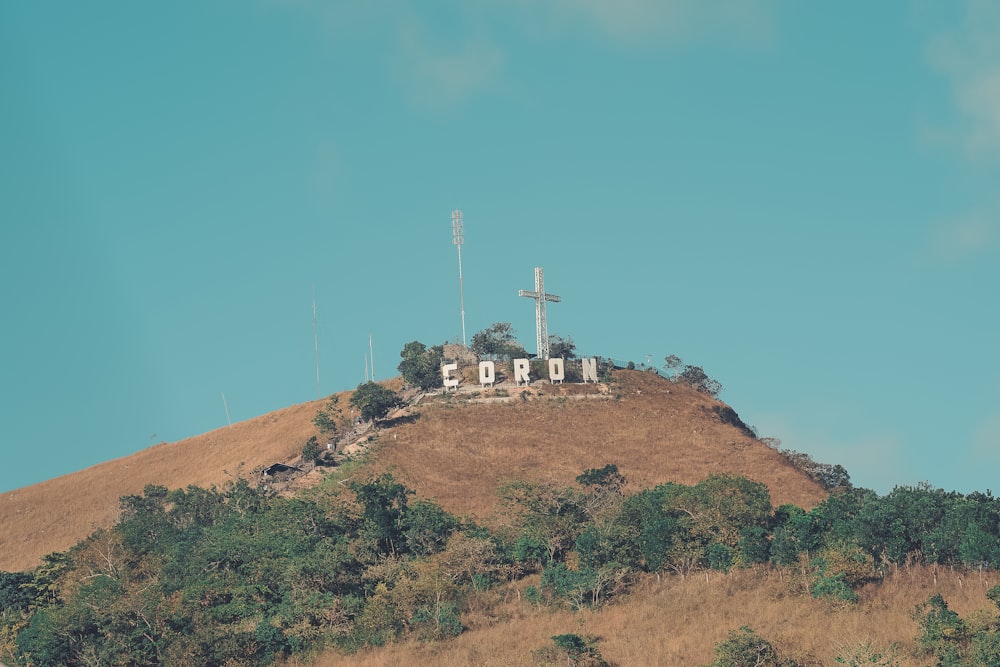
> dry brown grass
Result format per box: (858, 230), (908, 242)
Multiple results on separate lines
(0, 393), (351, 572)
(0, 371), (824, 571)
(365, 371), (827, 525)
(299, 565), (999, 667)
(1, 370), (981, 665)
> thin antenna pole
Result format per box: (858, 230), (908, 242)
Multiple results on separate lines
(313, 285), (320, 399)
(369, 334), (375, 380)
(452, 209), (467, 347)
(221, 392), (232, 428)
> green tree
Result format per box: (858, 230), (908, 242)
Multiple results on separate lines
(548, 335), (577, 360)
(664, 354), (683, 374)
(350, 474), (412, 557)
(499, 481), (588, 564)
(397, 341), (445, 391)
(350, 382), (403, 423)
(312, 394), (340, 437)
(913, 594), (969, 664)
(302, 436), (322, 465)
(470, 322), (525, 360)
(677, 365), (723, 397)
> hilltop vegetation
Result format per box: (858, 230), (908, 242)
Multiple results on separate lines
(7, 447), (1000, 665)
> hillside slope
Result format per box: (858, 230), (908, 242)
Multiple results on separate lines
(0, 397), (333, 572)
(0, 371), (825, 573)
(366, 370), (827, 521)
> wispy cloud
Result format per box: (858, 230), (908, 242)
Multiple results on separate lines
(265, 0), (773, 111)
(970, 412), (1000, 464)
(927, 0), (1000, 159)
(396, 23), (505, 110)
(512, 0), (774, 45)
(926, 211), (998, 262)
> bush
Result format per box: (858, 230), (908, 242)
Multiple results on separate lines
(707, 626), (802, 667)
(350, 382), (403, 423)
(534, 633), (609, 667)
(301, 436), (321, 465)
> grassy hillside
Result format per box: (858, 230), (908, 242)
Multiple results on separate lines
(364, 370), (827, 522)
(5, 369), (1000, 666)
(303, 565), (997, 667)
(0, 371), (823, 573)
(0, 396), (337, 572)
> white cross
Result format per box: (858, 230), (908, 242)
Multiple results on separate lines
(518, 267), (561, 360)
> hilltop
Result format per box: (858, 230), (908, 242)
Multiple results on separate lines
(0, 370), (823, 573)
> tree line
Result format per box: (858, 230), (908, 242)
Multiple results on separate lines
(6, 466), (1000, 664)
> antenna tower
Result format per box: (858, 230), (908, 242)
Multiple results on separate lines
(451, 209), (467, 347)
(312, 285), (320, 399)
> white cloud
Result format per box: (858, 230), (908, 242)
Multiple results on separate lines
(927, 0), (1000, 158)
(396, 24), (505, 109)
(927, 211), (998, 262)
(511, 0), (773, 45)
(970, 412), (1000, 464)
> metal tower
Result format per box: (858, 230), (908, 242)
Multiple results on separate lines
(452, 209), (467, 347)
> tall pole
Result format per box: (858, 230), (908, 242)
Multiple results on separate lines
(452, 209), (467, 347)
(312, 285), (320, 399)
(369, 334), (375, 381)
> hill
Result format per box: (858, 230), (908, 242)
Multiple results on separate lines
(0, 371), (824, 573)
(5, 369), (1000, 666)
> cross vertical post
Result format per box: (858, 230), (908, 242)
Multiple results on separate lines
(518, 267), (561, 360)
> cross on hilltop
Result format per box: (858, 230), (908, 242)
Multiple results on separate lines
(518, 267), (561, 360)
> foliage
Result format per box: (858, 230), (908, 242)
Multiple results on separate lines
(470, 322), (526, 360)
(548, 335), (577, 360)
(661, 355), (722, 396)
(706, 626), (802, 667)
(664, 354), (683, 372)
(913, 594), (970, 664)
(20, 451), (1000, 665)
(711, 405), (757, 439)
(302, 436), (322, 465)
(499, 480), (588, 565)
(677, 365), (723, 397)
(349, 382), (403, 423)
(534, 633), (610, 666)
(778, 447), (851, 490)
(0, 571), (33, 613)
(397, 340), (445, 391)
(312, 394), (341, 437)
(10, 473), (492, 665)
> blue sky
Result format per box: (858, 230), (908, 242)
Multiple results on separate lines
(2, 1), (999, 496)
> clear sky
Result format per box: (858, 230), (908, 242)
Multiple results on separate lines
(2, 1), (998, 496)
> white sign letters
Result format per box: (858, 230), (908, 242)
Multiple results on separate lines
(442, 357), (598, 389)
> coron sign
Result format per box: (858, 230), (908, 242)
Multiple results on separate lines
(441, 357), (599, 389)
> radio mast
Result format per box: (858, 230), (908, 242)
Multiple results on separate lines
(452, 209), (467, 347)
(312, 285), (320, 399)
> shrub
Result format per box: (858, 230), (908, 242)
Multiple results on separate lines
(533, 633), (609, 667)
(706, 626), (802, 667)
(301, 436), (321, 465)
